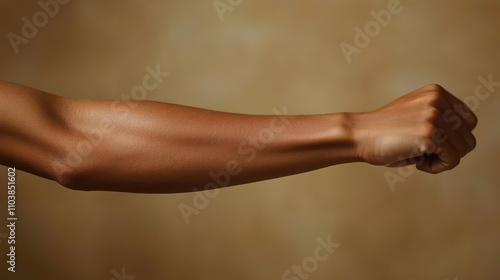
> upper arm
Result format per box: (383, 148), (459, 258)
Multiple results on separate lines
(0, 81), (74, 183)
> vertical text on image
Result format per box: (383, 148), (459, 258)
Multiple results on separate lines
(6, 167), (17, 273)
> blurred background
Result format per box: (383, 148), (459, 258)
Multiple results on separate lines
(0, 0), (499, 279)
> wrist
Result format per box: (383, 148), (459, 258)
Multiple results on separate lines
(343, 111), (376, 164)
(326, 112), (365, 164)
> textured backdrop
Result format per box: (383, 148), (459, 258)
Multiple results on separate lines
(0, 0), (499, 279)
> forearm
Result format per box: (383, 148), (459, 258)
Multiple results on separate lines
(60, 99), (358, 193)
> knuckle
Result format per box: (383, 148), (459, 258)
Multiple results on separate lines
(425, 107), (442, 122)
(421, 91), (444, 108)
(419, 138), (436, 153)
(420, 123), (436, 138)
(423, 84), (444, 92)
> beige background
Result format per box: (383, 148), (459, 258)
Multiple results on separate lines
(0, 0), (499, 279)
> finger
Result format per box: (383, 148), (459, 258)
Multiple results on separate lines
(435, 118), (470, 157)
(416, 142), (460, 174)
(421, 85), (478, 131)
(438, 86), (478, 130)
(424, 93), (477, 153)
(453, 123), (477, 153)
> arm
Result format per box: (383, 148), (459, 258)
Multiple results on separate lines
(0, 82), (477, 193)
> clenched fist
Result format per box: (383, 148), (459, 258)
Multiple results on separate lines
(350, 84), (478, 174)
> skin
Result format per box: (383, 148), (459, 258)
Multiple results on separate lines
(0, 81), (477, 193)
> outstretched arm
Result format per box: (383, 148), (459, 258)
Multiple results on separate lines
(0, 81), (477, 193)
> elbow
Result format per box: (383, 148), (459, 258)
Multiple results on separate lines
(48, 102), (96, 192)
(51, 157), (94, 192)
(52, 165), (85, 191)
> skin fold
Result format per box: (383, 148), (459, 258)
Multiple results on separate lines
(0, 81), (477, 193)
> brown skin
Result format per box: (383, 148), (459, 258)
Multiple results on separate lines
(0, 81), (477, 193)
